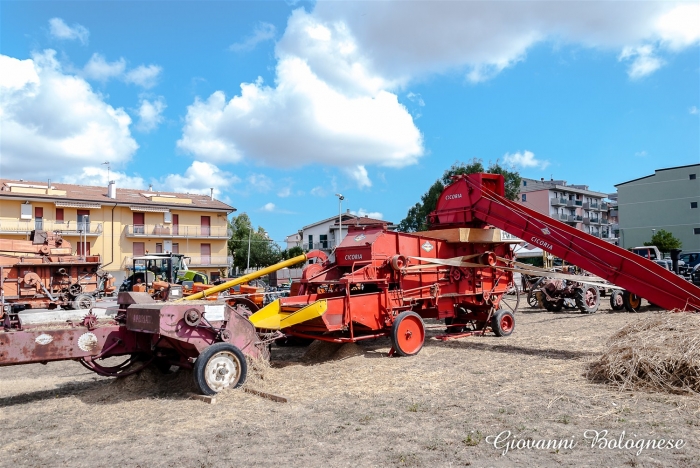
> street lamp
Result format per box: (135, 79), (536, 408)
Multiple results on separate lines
(102, 161), (110, 185)
(335, 193), (344, 248)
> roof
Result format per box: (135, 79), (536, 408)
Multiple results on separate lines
(615, 163), (700, 187)
(520, 178), (608, 198)
(0, 178), (235, 213)
(302, 213), (394, 230)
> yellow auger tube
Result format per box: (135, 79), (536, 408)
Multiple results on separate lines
(249, 299), (328, 330)
(180, 253), (308, 301)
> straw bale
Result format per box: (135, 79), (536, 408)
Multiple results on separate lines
(588, 313), (700, 394)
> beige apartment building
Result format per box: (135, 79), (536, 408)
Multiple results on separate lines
(0, 179), (235, 284)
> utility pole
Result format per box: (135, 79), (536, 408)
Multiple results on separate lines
(335, 193), (344, 248)
(246, 229), (252, 272)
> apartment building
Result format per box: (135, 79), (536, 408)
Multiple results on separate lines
(297, 211), (396, 254)
(0, 179), (235, 284)
(615, 163), (700, 250)
(519, 178), (616, 242)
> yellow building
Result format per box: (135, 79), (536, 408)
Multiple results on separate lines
(0, 179), (235, 284)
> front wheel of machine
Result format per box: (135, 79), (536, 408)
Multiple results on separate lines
(576, 286), (600, 314)
(72, 294), (95, 310)
(622, 291), (642, 313)
(491, 309), (515, 337)
(391, 311), (425, 357)
(609, 290), (625, 311)
(193, 343), (247, 396)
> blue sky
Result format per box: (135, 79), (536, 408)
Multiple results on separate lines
(1, 1), (698, 245)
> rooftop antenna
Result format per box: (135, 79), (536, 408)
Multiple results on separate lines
(102, 161), (110, 185)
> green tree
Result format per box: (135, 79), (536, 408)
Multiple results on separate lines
(398, 159), (521, 232)
(644, 229), (682, 254)
(228, 213), (283, 271)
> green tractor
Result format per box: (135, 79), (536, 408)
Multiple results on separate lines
(119, 253), (208, 292)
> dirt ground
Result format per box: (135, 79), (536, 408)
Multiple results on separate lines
(1, 298), (698, 468)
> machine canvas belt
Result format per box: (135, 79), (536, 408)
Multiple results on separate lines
(407, 255), (622, 290)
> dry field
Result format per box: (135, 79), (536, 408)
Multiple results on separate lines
(1, 299), (698, 468)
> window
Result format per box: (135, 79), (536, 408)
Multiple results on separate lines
(201, 243), (211, 265)
(523, 180), (527, 186)
(172, 243), (179, 254)
(133, 212), (145, 234)
(694, 228), (700, 235)
(155, 243), (163, 253)
(201, 216), (211, 236)
(308, 234), (313, 249)
(692, 202), (698, 209)
(56, 208), (64, 223)
(320, 234), (328, 249)
(34, 207), (43, 230)
(690, 174), (697, 180)
(521, 194), (527, 202)
(133, 242), (145, 256)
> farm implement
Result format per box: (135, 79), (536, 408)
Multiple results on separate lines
(1, 173), (699, 394)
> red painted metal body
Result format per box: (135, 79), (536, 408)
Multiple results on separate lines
(281, 222), (515, 343)
(431, 173), (700, 312)
(0, 292), (267, 374)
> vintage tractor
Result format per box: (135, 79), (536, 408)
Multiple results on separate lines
(533, 275), (601, 313)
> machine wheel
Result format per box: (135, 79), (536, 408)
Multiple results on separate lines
(622, 291), (642, 313)
(72, 293), (95, 310)
(193, 343), (247, 395)
(609, 290), (625, 311)
(527, 292), (539, 308)
(575, 286), (600, 314)
(391, 311), (425, 357)
(491, 309), (515, 337)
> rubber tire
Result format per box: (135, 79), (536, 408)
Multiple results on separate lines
(491, 309), (515, 337)
(575, 286), (600, 314)
(193, 343), (247, 396)
(391, 311), (425, 357)
(72, 293), (95, 310)
(622, 291), (642, 313)
(609, 290), (625, 311)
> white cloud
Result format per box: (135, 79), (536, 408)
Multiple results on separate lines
(178, 10), (423, 170)
(125, 64), (162, 89)
(310, 186), (326, 197)
(635, 150), (648, 157)
(247, 173), (273, 192)
(261, 202), (276, 212)
(49, 18), (89, 44)
(406, 92), (425, 107)
(503, 150), (550, 170)
(351, 208), (383, 220)
(60, 166), (146, 189)
(0, 50), (138, 181)
(618, 45), (664, 79)
(158, 161), (239, 197)
(230, 22), (276, 52)
(135, 97), (166, 132)
(277, 186), (292, 197)
(312, 1), (699, 81)
(690, 106), (699, 115)
(344, 165), (371, 188)
(82, 53), (126, 81)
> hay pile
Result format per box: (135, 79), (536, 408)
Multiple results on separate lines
(588, 313), (700, 394)
(302, 340), (364, 363)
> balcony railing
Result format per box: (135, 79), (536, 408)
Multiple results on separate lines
(583, 201), (600, 210)
(121, 255), (233, 269)
(125, 224), (232, 238)
(609, 209), (618, 217)
(0, 219), (103, 236)
(584, 217), (601, 225)
(601, 219), (609, 225)
(550, 198), (566, 206)
(188, 255), (233, 267)
(601, 203), (609, 211)
(304, 242), (333, 250)
(558, 214), (569, 221)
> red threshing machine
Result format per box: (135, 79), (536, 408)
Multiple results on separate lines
(1, 173), (699, 395)
(250, 173), (700, 356)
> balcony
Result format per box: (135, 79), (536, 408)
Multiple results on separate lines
(601, 202), (609, 211)
(609, 209), (618, 217)
(583, 201), (601, 210)
(0, 219), (103, 236)
(601, 219), (609, 225)
(125, 224), (232, 239)
(121, 255), (233, 269)
(558, 213), (569, 222)
(583, 217), (601, 225)
(304, 242), (333, 251)
(188, 255), (233, 268)
(550, 198), (566, 206)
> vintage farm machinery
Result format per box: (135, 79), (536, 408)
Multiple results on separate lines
(1, 173), (699, 395)
(0, 231), (113, 318)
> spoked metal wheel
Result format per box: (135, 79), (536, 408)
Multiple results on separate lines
(391, 311), (425, 357)
(193, 343), (247, 395)
(499, 283), (520, 316)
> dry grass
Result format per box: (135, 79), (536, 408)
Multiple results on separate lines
(588, 313), (700, 394)
(1, 299), (699, 467)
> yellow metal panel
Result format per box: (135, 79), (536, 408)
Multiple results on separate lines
(248, 299), (327, 330)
